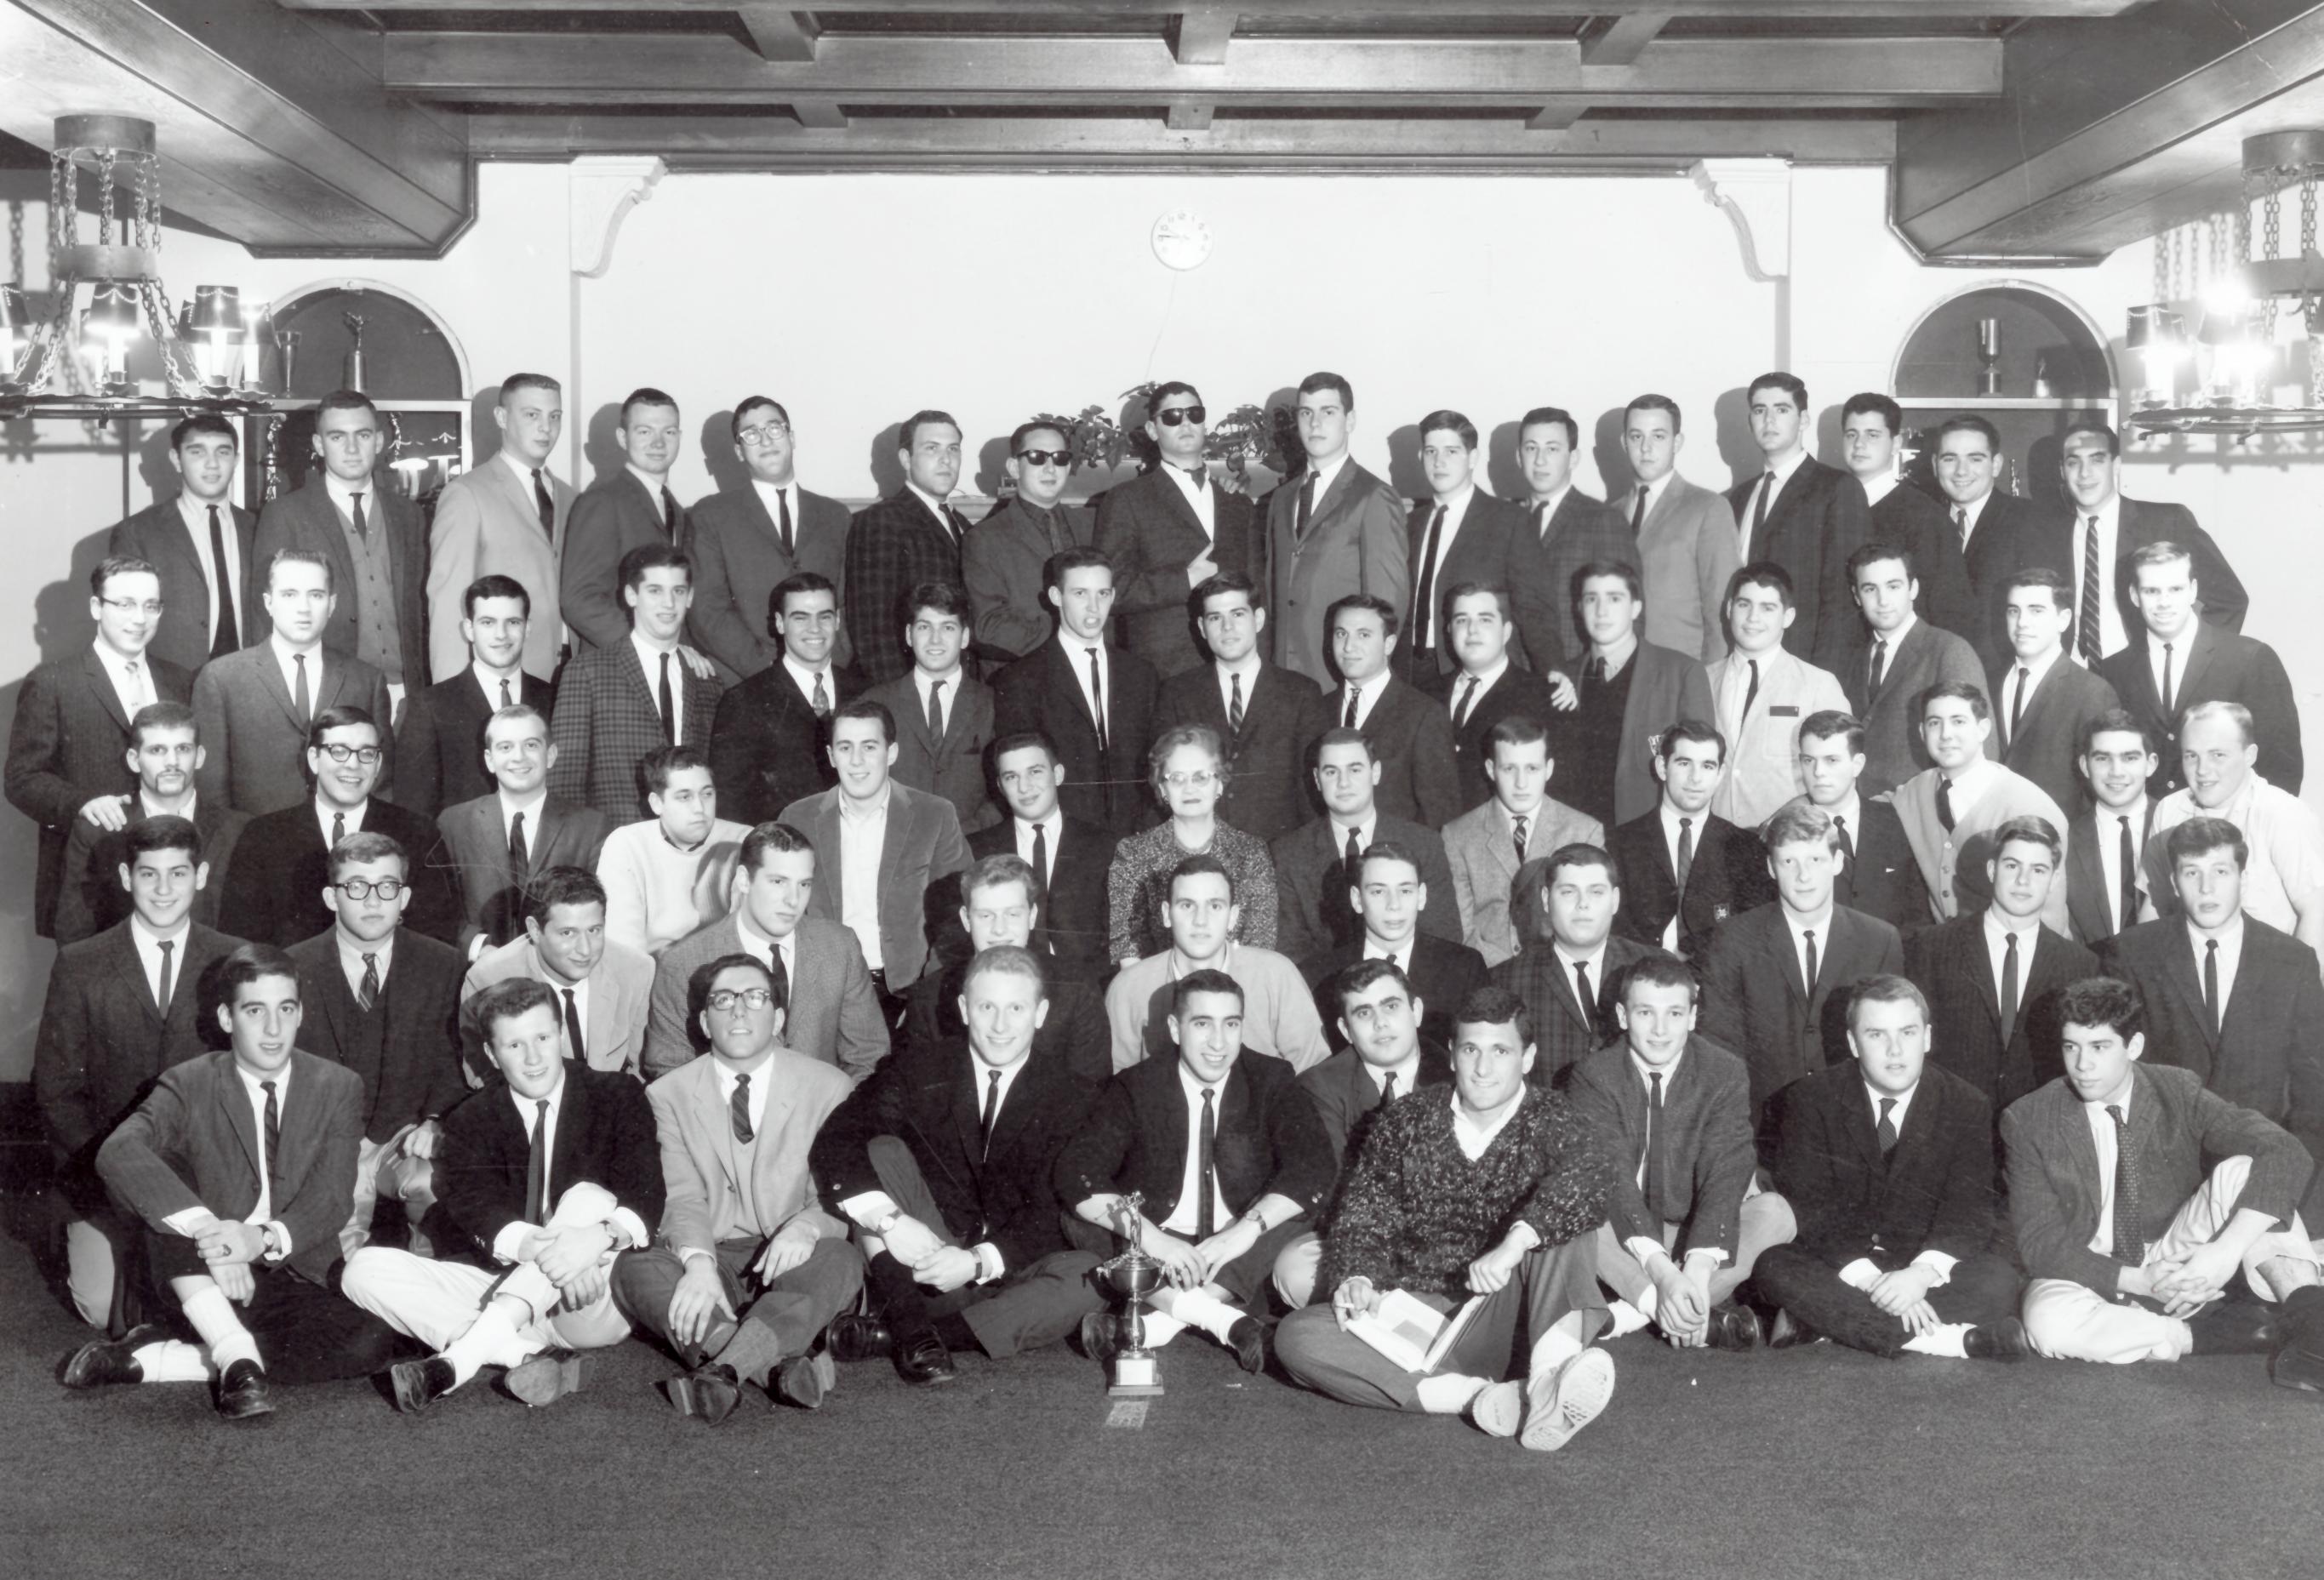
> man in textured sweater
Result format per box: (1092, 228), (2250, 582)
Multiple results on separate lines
(1275, 984), (1617, 1452)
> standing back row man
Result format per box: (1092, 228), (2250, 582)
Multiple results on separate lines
(847, 409), (969, 685)
(107, 414), (251, 675)
(968, 419), (1097, 665)
(1095, 385), (1253, 678)
(687, 396), (851, 682)
(426, 374), (572, 684)
(1267, 373), (1408, 687)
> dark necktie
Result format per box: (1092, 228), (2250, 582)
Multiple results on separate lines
(1876, 1096), (1898, 1155)
(1572, 955), (1594, 1026)
(731, 1071), (756, 1144)
(1801, 928), (1819, 996)
(1413, 505), (1447, 651)
(2011, 665), (2030, 744)
(1031, 821), (1050, 893)
(1750, 470), (1774, 553)
(661, 487), (681, 542)
(1643, 1069), (1669, 1222)
(1297, 472), (1317, 540)
(1453, 674), (1481, 728)
(1630, 484), (1648, 537)
(1195, 1087), (1218, 1241)
(979, 1068), (1002, 1159)
(1936, 777), (1956, 834)
(811, 671), (830, 718)
(927, 677), (946, 742)
(524, 1098), (548, 1222)
(2203, 938), (2220, 1035)
(2159, 641), (2176, 717)
(358, 951), (380, 1011)
(2108, 1104), (2144, 1263)
(1866, 635), (1888, 697)
(1038, 506), (1065, 556)
(1834, 813), (1854, 865)
(1675, 817), (1694, 896)
(658, 650), (677, 744)
(533, 469), (555, 540)
(562, 987), (586, 1064)
(1227, 672), (1244, 738)
(1741, 658), (1759, 721)
(154, 938), (174, 1012)
(293, 653), (311, 727)
(350, 491), (368, 544)
(500, 676), (513, 710)
(1379, 1070), (1399, 1107)
(331, 810), (345, 849)
(1513, 813), (1530, 871)
(766, 945), (789, 1018)
(508, 810), (530, 896)
(1585, 654), (1606, 686)
(942, 505), (967, 549)
(1085, 647), (1107, 752)
(1999, 931), (2020, 1048)
(260, 1079), (282, 1195)
(1343, 686), (1359, 730)
(2077, 515), (2103, 664)
(777, 487), (795, 556)
(206, 505), (239, 658)
(2117, 814), (2138, 934)
(1344, 824), (1363, 887)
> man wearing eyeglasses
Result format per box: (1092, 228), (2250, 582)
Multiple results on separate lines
(966, 419), (1097, 666)
(8, 555), (193, 937)
(285, 830), (468, 1256)
(1095, 385), (1256, 678)
(217, 704), (454, 948)
(687, 396), (854, 682)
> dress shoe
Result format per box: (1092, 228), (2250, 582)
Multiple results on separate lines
(214, 1358), (275, 1422)
(1078, 1312), (1121, 1365)
(1704, 1302), (1762, 1352)
(826, 1313), (894, 1363)
(2266, 1312), (2324, 1394)
(504, 1348), (583, 1408)
(61, 1323), (165, 1389)
(1227, 1315), (1269, 1375)
(665, 1361), (743, 1425)
(1767, 1309), (1827, 1350)
(895, 1326), (957, 1386)
(1963, 1316), (2031, 1363)
(388, 1355), (459, 1414)
(2185, 1299), (2283, 1356)
(774, 1350), (837, 1410)
(1521, 1347), (1616, 1453)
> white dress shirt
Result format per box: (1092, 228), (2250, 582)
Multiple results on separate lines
(1451, 1087), (1527, 1161)
(324, 471), (372, 523)
(837, 787), (892, 971)
(1656, 801), (1705, 950)
(912, 665), (963, 734)
(1162, 462), (1216, 541)
(2068, 497), (2127, 662)
(271, 633), (325, 703)
(1067, 636), (1111, 738)
(1952, 489), (1995, 550)
(2187, 915), (2245, 1012)
(1447, 655), (1509, 722)
(1836, 1077), (1956, 1286)
(1363, 932), (1413, 973)
(2096, 801), (2152, 935)
(1740, 448), (1810, 560)
(1632, 471), (1677, 528)
(732, 910), (799, 996)
(906, 482), (957, 537)
(626, 465), (676, 526)
(471, 659), (524, 713)
(1550, 938), (1610, 1022)
(751, 477), (801, 539)
(630, 630), (686, 741)
(314, 795), (368, 848)
(498, 786), (548, 849)
(1014, 812), (1063, 888)
(2083, 1081), (2133, 1257)
(783, 653), (835, 711)
(2146, 622), (2195, 712)
(1362, 1048), (1424, 1100)
(1623, 1047), (1727, 1267)
(1528, 484), (1573, 540)
(1860, 471), (1899, 506)
(1981, 908), (2041, 1012)
(174, 491), (246, 647)
(91, 638), (157, 719)
(1419, 486), (1478, 590)
(1303, 452), (1352, 516)
(1783, 903), (1836, 990)
(129, 914), (191, 1009)
(1340, 668), (1391, 729)
(1160, 1060), (1236, 1236)
(2001, 647), (2064, 745)
(1214, 653), (1263, 722)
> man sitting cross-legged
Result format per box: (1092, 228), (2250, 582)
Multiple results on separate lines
(1273, 984), (1617, 1452)
(340, 978), (663, 1412)
(814, 945), (1107, 1384)
(1062, 968), (1335, 1373)
(1753, 973), (2029, 1361)
(1569, 953), (1792, 1351)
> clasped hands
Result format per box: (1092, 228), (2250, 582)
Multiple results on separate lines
(1140, 1218), (1260, 1290)
(192, 1217), (267, 1303)
(2126, 1244), (2236, 1318)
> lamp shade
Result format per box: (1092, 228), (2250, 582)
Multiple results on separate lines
(2127, 304), (2183, 350)
(188, 284), (243, 338)
(84, 282), (140, 340)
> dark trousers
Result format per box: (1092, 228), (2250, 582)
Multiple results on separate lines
(1751, 1245), (2023, 1358)
(612, 1235), (863, 1383)
(147, 1232), (402, 1384)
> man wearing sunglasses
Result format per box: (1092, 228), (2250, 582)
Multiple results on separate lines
(1095, 384), (1256, 679)
(965, 419), (1097, 666)
(217, 704), (454, 948)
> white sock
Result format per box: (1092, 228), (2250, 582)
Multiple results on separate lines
(442, 1301), (534, 1386)
(1603, 1299), (1649, 1338)
(1633, 1286), (1659, 1320)
(132, 1339), (213, 1383)
(1162, 1288), (1248, 1347)
(1414, 1373), (1490, 1414)
(1132, 1311), (1187, 1349)
(1901, 1322), (1972, 1359)
(176, 1282), (260, 1372)
(1528, 1320), (1585, 1382)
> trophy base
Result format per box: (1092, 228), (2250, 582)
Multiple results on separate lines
(1108, 1354), (1163, 1396)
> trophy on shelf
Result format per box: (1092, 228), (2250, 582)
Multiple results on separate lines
(1976, 316), (2003, 396)
(1096, 1192), (1165, 1397)
(271, 325), (300, 398)
(342, 311), (368, 393)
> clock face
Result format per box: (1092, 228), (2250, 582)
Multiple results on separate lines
(1152, 209), (1212, 271)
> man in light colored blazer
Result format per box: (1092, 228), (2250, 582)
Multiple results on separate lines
(1889, 681), (2070, 934)
(1443, 716), (1606, 968)
(685, 395), (853, 682)
(1265, 374), (1409, 687)
(862, 582), (999, 835)
(1834, 541), (1989, 799)
(425, 374), (574, 683)
(1706, 563), (1849, 830)
(1617, 396), (1739, 665)
(965, 419), (1096, 665)
(431, 704), (610, 956)
(461, 866), (654, 1078)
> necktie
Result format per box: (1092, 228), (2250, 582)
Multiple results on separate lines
(1453, 674), (1481, 728)
(2077, 515), (2103, 664)
(661, 487), (681, 542)
(1343, 687), (1358, 730)
(123, 658), (146, 710)
(2159, 642), (2176, 717)
(777, 487), (795, 556)
(350, 491), (368, 544)
(731, 1071), (756, 1144)
(1573, 955), (1595, 1027)
(2117, 814), (2138, 934)
(766, 944), (789, 1014)
(533, 469), (555, 540)
(811, 671), (830, 718)
(658, 650), (677, 744)
(1866, 638), (1887, 698)
(499, 676), (513, 710)
(524, 1098), (548, 1222)
(1297, 472), (1317, 540)
(1801, 928), (1819, 996)
(206, 504), (240, 658)
(1379, 1070), (1399, 1107)
(1585, 654), (1606, 685)
(1630, 484), (1648, 537)
(1039, 506), (1065, 556)
(1535, 501), (1554, 544)
(154, 938), (174, 1012)
(357, 951), (379, 1011)
(1344, 824), (1363, 887)
(1750, 469), (1774, 554)
(1999, 931), (2020, 1048)
(331, 810), (345, 849)
(1513, 814), (1530, 870)
(1876, 1097), (1899, 1155)
(1227, 672), (1244, 738)
(1030, 820), (1051, 893)
(293, 653), (311, 727)
(979, 1068), (1002, 1159)
(2203, 938), (2220, 1035)
(1951, 503), (1968, 549)
(943, 505), (967, 548)
(1196, 1087), (1218, 1241)
(2108, 1104), (2144, 1263)
(1834, 813), (1854, 865)
(1413, 505), (1447, 651)
(927, 677), (946, 742)
(1085, 647), (1107, 752)
(508, 810), (530, 896)
(2011, 665), (2030, 744)
(1741, 659), (1760, 721)
(1675, 817), (1695, 896)
(562, 986), (586, 1064)
(260, 1079), (282, 1195)
(1643, 1070), (1669, 1222)
(1937, 777), (1956, 834)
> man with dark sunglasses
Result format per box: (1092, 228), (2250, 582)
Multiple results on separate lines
(1095, 382), (1257, 679)
(963, 419), (1096, 666)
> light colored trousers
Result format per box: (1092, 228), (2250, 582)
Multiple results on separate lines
(342, 1127), (436, 1258)
(1591, 1189), (1798, 1312)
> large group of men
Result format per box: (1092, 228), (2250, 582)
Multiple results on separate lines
(17, 368), (2324, 1452)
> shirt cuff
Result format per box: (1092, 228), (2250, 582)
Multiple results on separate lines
(609, 1207), (650, 1252)
(1505, 1220), (1542, 1254)
(1624, 1235), (1670, 1270)
(972, 1241), (1004, 1284)
(1681, 1246), (1730, 1269)
(840, 1190), (899, 1229)
(1838, 1258), (1881, 1291)
(265, 1221), (292, 1263)
(163, 1207), (220, 1237)
(492, 1220), (536, 1264)
(1910, 1249), (1958, 1286)
(678, 1246), (716, 1265)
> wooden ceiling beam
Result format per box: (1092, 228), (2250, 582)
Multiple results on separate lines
(1171, 9), (1235, 66)
(280, 0), (2139, 17)
(1580, 14), (1671, 69)
(738, 8), (817, 62)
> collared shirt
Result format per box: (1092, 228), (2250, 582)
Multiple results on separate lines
(498, 786), (549, 848)
(1448, 655), (1510, 722)
(1860, 471), (1899, 506)
(713, 1050), (775, 1137)
(1363, 932), (1413, 973)
(912, 665), (963, 735)
(1418, 486), (1478, 597)
(323, 471), (371, 522)
(496, 445), (545, 493)
(782, 653), (835, 711)
(905, 482), (957, 537)
(1162, 462), (1215, 541)
(2001, 647), (2064, 744)
(1866, 610), (1917, 660)
(2069, 496), (2127, 662)
(1633, 471), (1677, 526)
(1304, 452), (1352, 516)
(1550, 937), (1609, 1022)
(129, 914), (191, 1009)
(501, 1069), (565, 1228)
(1783, 903), (1836, 990)
(1982, 907), (2042, 1010)
(2083, 1080), (2133, 1257)
(1622, 1047), (1723, 1265)
(630, 630), (686, 741)
(174, 491), (246, 647)
(626, 465), (677, 529)
(732, 910), (800, 996)
(2150, 775), (2324, 937)
(1214, 653), (1263, 722)
(837, 786), (892, 971)
(1328, 811), (1380, 858)
(1341, 668), (1391, 729)
(1014, 812), (1063, 888)
(270, 633), (324, 704)
(2098, 800), (2153, 935)
(139, 789), (196, 822)
(1741, 448), (1810, 559)
(233, 1059), (291, 1229)
(314, 795), (368, 850)
(1952, 488), (1995, 547)
(1825, 791), (1864, 854)
(1656, 801), (1707, 950)
(1362, 1048), (1424, 1100)
(1527, 484), (1573, 539)
(90, 638), (157, 719)
(1160, 1059), (1236, 1235)
(1499, 799), (1543, 863)
(471, 660), (523, 712)
(336, 930), (394, 1003)
(2187, 914), (2246, 1013)
(1067, 636), (1111, 735)
(2146, 622), (2196, 710)
(1939, 759), (2004, 825)
(1587, 635), (1640, 681)
(1451, 1087), (1526, 1161)
(1834, 1075), (1957, 1286)
(545, 971), (592, 1059)
(751, 476), (801, 539)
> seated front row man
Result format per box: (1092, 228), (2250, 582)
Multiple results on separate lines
(340, 978), (663, 1413)
(1753, 974), (2030, 1361)
(65, 944), (400, 1421)
(814, 945), (1107, 1386)
(1569, 953), (1793, 1351)
(1273, 986), (1618, 1453)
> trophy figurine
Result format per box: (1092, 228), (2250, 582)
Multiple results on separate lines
(342, 311), (368, 393)
(1097, 1193), (1165, 1397)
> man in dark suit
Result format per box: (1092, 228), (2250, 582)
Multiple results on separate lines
(54, 702), (248, 944)
(1611, 720), (1749, 959)
(35, 817), (236, 1332)
(1324, 593), (1462, 828)
(1726, 374), (1868, 669)
(1840, 395), (1979, 647)
(1318, 841), (1489, 1057)
(1699, 801), (1905, 1121)
(106, 414), (255, 676)
(1904, 815), (2098, 1113)
(1754, 974), (2027, 1360)
(864, 581), (998, 835)
(2097, 540), (2299, 797)
(340, 978), (663, 1413)
(2066, 710), (2161, 947)
(1266, 374), (1410, 687)
(561, 387), (688, 653)
(66, 944), (401, 1418)
(395, 573), (554, 820)
(1570, 953), (1785, 1349)
(285, 830), (468, 1258)
(1426, 583), (1559, 813)
(1559, 562), (1715, 828)
(1792, 710), (1930, 933)
(1401, 411), (1527, 682)
(966, 419), (1095, 665)
(1155, 571), (1328, 841)
(1095, 388), (1255, 678)
(686, 395), (852, 681)
(8, 556), (193, 934)
(219, 705), (455, 947)
(2100, 817), (2324, 1224)
(250, 391), (428, 695)
(1835, 542), (1986, 798)
(710, 570), (858, 826)
(425, 374), (573, 685)
(816, 946), (1106, 1383)
(1270, 731), (1461, 978)
(1931, 416), (2047, 668)
(550, 543), (722, 824)
(961, 733), (1114, 984)
(1489, 842), (1654, 1086)
(909, 856), (1109, 1081)
(191, 550), (397, 816)
(1990, 568), (2120, 816)
(1062, 968), (1337, 1373)
(432, 704), (610, 957)
(844, 409), (970, 685)
(991, 548), (1159, 838)
(1505, 406), (1635, 675)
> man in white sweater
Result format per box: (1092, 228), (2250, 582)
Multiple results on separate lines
(596, 744), (750, 957)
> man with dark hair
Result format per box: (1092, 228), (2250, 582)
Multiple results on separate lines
(959, 732), (1113, 984)
(710, 570), (861, 825)
(1267, 374), (1409, 686)
(36, 815), (237, 1332)
(845, 409), (971, 684)
(1610, 721), (1747, 958)
(991, 548), (1160, 836)
(1105, 856), (1329, 1073)
(426, 373), (573, 682)
(1154, 571), (1331, 841)
(1323, 592), (1461, 828)
(1489, 843), (1652, 1082)
(54, 701), (247, 943)
(1505, 404), (1633, 672)
(2067, 710), (2161, 945)
(597, 743), (750, 957)
(1402, 410), (1527, 682)
(908, 855), (1109, 1081)
(433, 703), (610, 959)
(1838, 394), (1979, 644)
(1316, 841), (1488, 1058)
(1619, 394), (1738, 665)
(1890, 680), (2070, 932)
(1755, 973), (2028, 1360)
(1929, 414), (2042, 666)
(108, 413), (254, 675)
(1094, 386), (1254, 677)
(562, 386), (691, 653)
(1836, 541), (1987, 798)
(864, 580), (998, 834)
(1425, 583), (1558, 813)
(1445, 720), (1604, 968)
(9, 555), (194, 934)
(2146, 700), (2323, 950)
(1727, 372), (1867, 667)
(1788, 709), (1928, 932)
(1274, 984), (1617, 1450)
(1271, 728), (1460, 978)
(1707, 562), (1851, 829)
(342, 976), (663, 1413)
(464, 865), (654, 1080)
(396, 573), (555, 820)
(1065, 967), (1335, 1373)
(1990, 567), (2120, 816)
(687, 395), (852, 680)
(1556, 561), (1715, 828)
(551, 543), (723, 823)
(967, 419), (1098, 665)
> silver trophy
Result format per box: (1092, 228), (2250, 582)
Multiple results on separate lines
(343, 311), (368, 393)
(1097, 1192), (1165, 1396)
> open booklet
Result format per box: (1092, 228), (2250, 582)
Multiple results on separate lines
(1345, 1290), (1487, 1374)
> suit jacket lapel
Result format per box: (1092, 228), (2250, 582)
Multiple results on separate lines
(951, 1052), (985, 1164)
(2161, 935), (2218, 1049)
(78, 648), (133, 733)
(1962, 924), (2002, 1030)
(551, 1069), (588, 1187)
(617, 638), (661, 716)
(117, 925), (168, 1025)
(1048, 640), (1102, 736)
(218, 1062), (265, 1191)
(2173, 619), (2221, 708)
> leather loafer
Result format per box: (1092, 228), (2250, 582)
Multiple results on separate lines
(389, 1355), (459, 1414)
(1767, 1309), (1827, 1350)
(504, 1348), (583, 1408)
(2185, 1299), (2282, 1356)
(1227, 1315), (1268, 1375)
(775, 1350), (837, 1410)
(1963, 1316), (2031, 1363)
(214, 1358), (275, 1422)
(2268, 1330), (2324, 1394)
(665, 1361), (742, 1425)
(62, 1323), (165, 1389)
(826, 1313), (894, 1363)
(1078, 1312), (1121, 1365)
(1704, 1302), (1763, 1352)
(895, 1326), (957, 1386)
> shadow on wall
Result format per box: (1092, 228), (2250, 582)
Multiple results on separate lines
(1485, 421), (1527, 501)
(469, 388), (502, 469)
(974, 436), (1011, 502)
(584, 403), (625, 486)
(699, 411), (746, 496)
(1710, 387), (1762, 489)
(1592, 408), (1636, 499)
(865, 423), (905, 499)
(1383, 424), (1425, 505)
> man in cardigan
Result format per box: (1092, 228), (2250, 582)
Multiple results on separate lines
(1273, 984), (1616, 1452)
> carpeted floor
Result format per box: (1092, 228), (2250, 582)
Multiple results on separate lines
(1, 1209), (2319, 1580)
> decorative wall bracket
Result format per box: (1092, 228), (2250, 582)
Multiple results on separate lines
(569, 157), (667, 279)
(1691, 158), (1791, 282)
